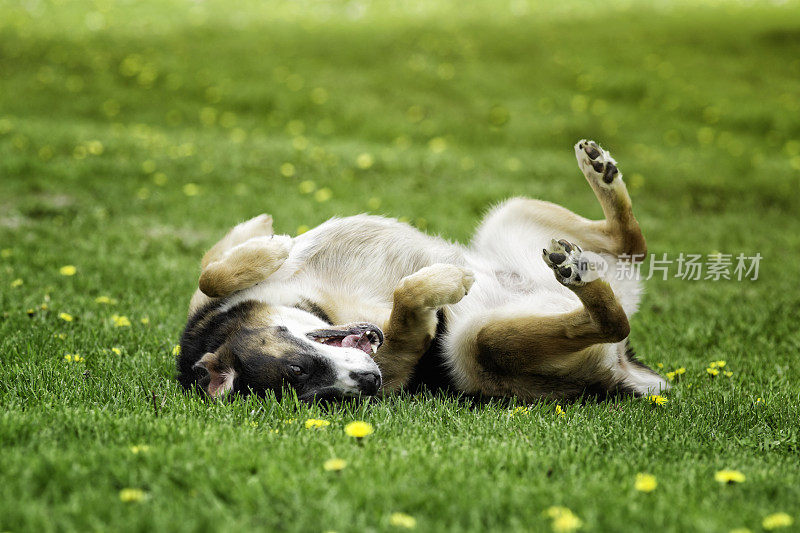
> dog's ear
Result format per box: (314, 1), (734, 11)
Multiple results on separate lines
(193, 351), (237, 399)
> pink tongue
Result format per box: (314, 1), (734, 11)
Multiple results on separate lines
(342, 334), (372, 355)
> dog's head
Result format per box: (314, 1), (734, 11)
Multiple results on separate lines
(192, 306), (383, 401)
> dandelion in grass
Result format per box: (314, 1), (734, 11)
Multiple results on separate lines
(95, 296), (117, 304)
(130, 445), (150, 454)
(304, 418), (330, 429)
(111, 347), (122, 355)
(11, 278), (23, 288)
(634, 473), (657, 493)
(26, 308), (35, 317)
(715, 469), (745, 484)
(58, 312), (74, 322)
(59, 265), (76, 276)
(755, 397), (764, 405)
(64, 354), (84, 363)
(112, 314), (131, 327)
(356, 153), (374, 169)
(724, 371), (733, 377)
(140, 317), (150, 325)
(389, 512), (416, 529)
(545, 507), (582, 532)
(648, 395), (667, 406)
(344, 421), (374, 438)
(762, 513), (793, 530)
(509, 406), (528, 417)
(323, 458), (347, 471)
(172, 344), (181, 356)
(675, 367), (686, 376)
(707, 367), (719, 377)
(119, 488), (146, 503)
(555, 405), (566, 417)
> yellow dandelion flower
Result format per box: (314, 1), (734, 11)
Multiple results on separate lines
(249, 421), (258, 428)
(95, 296), (116, 304)
(715, 360), (726, 368)
(555, 405), (565, 417)
(111, 347), (122, 356)
(119, 488), (146, 503)
(140, 317), (150, 325)
(11, 278), (23, 288)
(298, 181), (316, 195)
(130, 445), (150, 454)
(656, 363), (664, 368)
(280, 162), (296, 177)
(64, 354), (72, 362)
(389, 512), (416, 529)
(709, 361), (718, 368)
(283, 418), (296, 425)
(715, 470), (745, 484)
(112, 314), (131, 327)
(545, 507), (582, 532)
(59, 265), (77, 276)
(552, 512), (582, 532)
(675, 367), (686, 375)
(344, 421), (374, 438)
(172, 344), (181, 356)
(304, 418), (330, 429)
(41, 303), (49, 310)
(428, 137), (447, 154)
(756, 397), (764, 404)
(54, 333), (67, 340)
(182, 183), (200, 196)
(707, 367), (720, 376)
(648, 395), (668, 406)
(58, 312), (74, 322)
(26, 308), (35, 316)
(724, 371), (733, 377)
(296, 224), (310, 235)
(323, 458), (347, 471)
(356, 153), (374, 169)
(762, 513), (793, 530)
(666, 371), (676, 381)
(314, 187), (332, 202)
(634, 473), (657, 493)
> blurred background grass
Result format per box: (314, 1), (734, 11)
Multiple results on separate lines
(1, 0), (800, 531)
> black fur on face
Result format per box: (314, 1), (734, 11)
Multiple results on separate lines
(223, 327), (340, 400)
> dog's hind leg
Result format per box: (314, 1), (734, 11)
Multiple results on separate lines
(375, 264), (474, 391)
(473, 140), (646, 260)
(474, 240), (630, 373)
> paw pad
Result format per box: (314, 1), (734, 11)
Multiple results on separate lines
(575, 140), (621, 186)
(542, 238), (585, 287)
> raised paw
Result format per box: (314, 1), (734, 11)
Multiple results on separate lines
(398, 263), (475, 309)
(542, 238), (586, 287)
(222, 235), (293, 268)
(575, 139), (621, 186)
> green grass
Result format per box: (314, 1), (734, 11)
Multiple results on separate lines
(2, 0), (800, 531)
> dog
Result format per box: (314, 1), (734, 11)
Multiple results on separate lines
(176, 140), (668, 401)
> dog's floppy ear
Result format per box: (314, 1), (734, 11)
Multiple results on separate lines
(193, 352), (237, 399)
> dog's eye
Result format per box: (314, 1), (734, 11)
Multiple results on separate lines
(289, 364), (306, 376)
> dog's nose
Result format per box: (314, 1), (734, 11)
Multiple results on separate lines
(350, 371), (381, 395)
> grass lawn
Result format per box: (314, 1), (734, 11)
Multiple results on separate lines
(1, 0), (799, 531)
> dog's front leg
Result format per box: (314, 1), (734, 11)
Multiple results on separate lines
(376, 263), (474, 391)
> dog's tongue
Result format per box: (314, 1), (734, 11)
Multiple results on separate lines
(342, 333), (372, 355)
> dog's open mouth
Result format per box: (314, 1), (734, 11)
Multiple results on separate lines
(306, 323), (384, 355)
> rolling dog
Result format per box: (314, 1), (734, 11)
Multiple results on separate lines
(176, 140), (667, 401)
